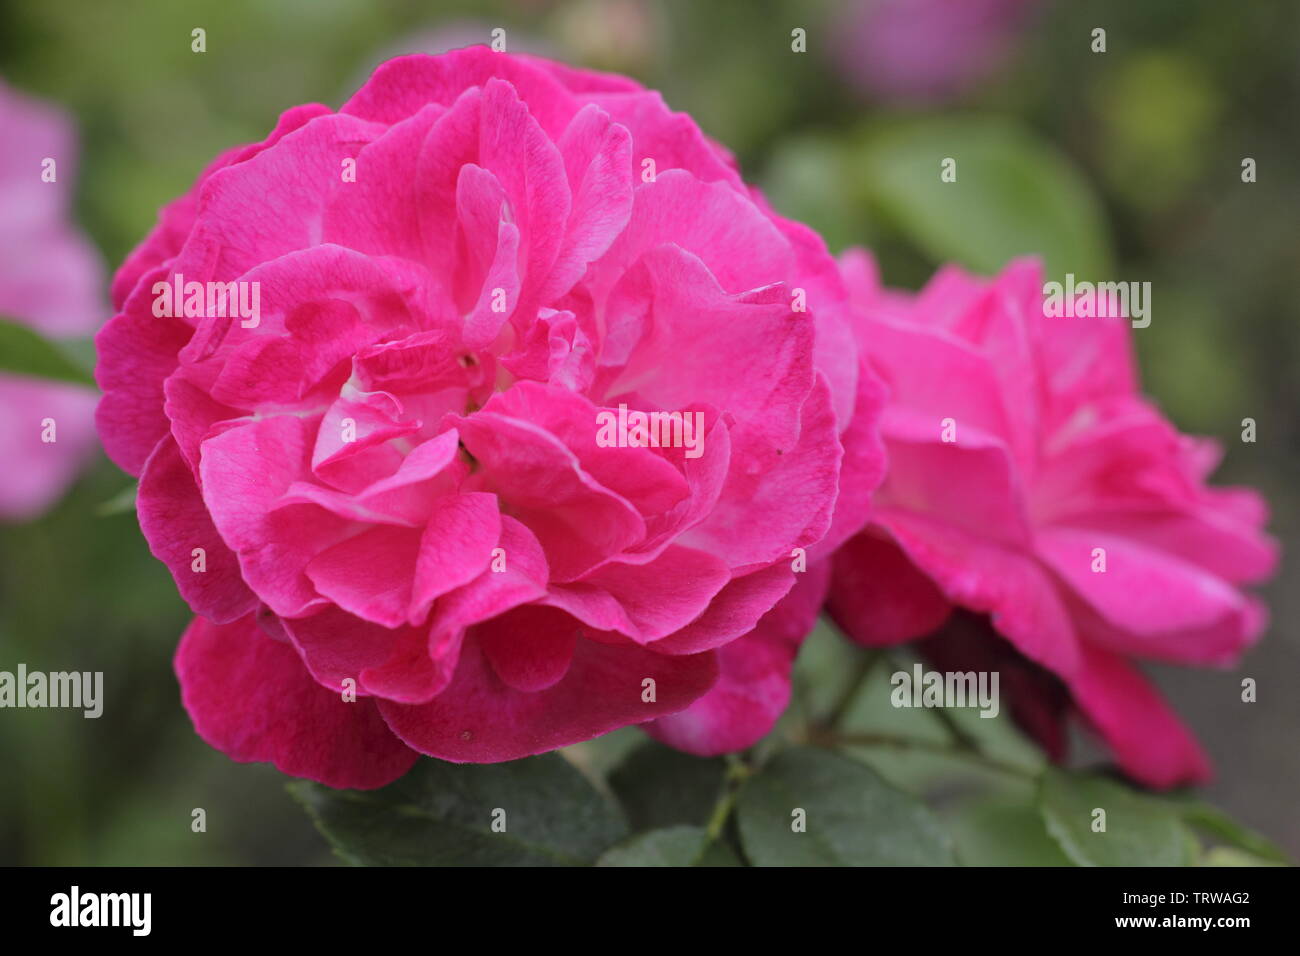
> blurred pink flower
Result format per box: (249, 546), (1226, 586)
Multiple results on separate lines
(0, 79), (104, 519)
(833, 0), (1037, 104)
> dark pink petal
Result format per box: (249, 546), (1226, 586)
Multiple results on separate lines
(306, 524), (423, 628)
(312, 388), (419, 473)
(881, 509), (1080, 677)
(413, 79), (570, 322)
(478, 605), (579, 692)
(481, 382), (688, 519)
(278, 430), (465, 526)
(450, 409), (645, 580)
(646, 560), (831, 754)
(545, 545), (731, 643)
(200, 415), (348, 616)
(341, 49), (581, 138)
(595, 170), (791, 300)
(866, 314), (1018, 453)
(111, 103), (332, 309)
(358, 515), (551, 703)
(176, 614), (417, 789)
(584, 91), (742, 189)
(94, 265), (195, 475)
(283, 605), (415, 697)
(687, 373), (840, 571)
(601, 245), (812, 453)
(378, 636), (719, 762)
(1039, 528), (1265, 665)
(322, 103), (445, 261)
(649, 564), (796, 655)
(1067, 644), (1212, 789)
(812, 358), (888, 559)
(163, 372), (245, 474)
(828, 529), (952, 647)
(137, 436), (257, 624)
(542, 103), (634, 301)
(410, 491), (502, 621)
(878, 406), (1034, 549)
(186, 114), (386, 282)
(1050, 505), (1278, 586)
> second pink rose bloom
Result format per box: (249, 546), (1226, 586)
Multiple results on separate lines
(829, 250), (1277, 789)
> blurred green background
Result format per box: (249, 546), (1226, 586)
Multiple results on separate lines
(0, 0), (1295, 864)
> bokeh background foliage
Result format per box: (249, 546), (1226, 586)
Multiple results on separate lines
(0, 0), (1296, 864)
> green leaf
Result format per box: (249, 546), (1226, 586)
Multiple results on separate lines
(290, 754), (627, 866)
(96, 483), (138, 517)
(789, 619), (879, 725)
(596, 825), (730, 867)
(855, 116), (1112, 281)
(561, 727), (643, 781)
(607, 742), (727, 832)
(1038, 768), (1194, 867)
(696, 838), (744, 867)
(596, 826), (744, 867)
(1173, 801), (1288, 864)
(1199, 847), (1286, 867)
(0, 318), (96, 386)
(760, 136), (867, 254)
(949, 800), (1075, 866)
(736, 746), (954, 866)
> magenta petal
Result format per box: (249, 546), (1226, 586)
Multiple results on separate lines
(480, 382), (689, 520)
(1067, 644), (1212, 789)
(306, 525), (422, 628)
(882, 510), (1080, 677)
(879, 406), (1035, 549)
(359, 515), (551, 704)
(377, 637), (719, 762)
(341, 48), (580, 137)
(478, 605), (579, 692)
(649, 563), (796, 655)
(546, 544), (731, 642)
(812, 358), (887, 559)
(1038, 527), (1264, 665)
(542, 103), (634, 301)
(200, 415), (347, 617)
(137, 436), (257, 624)
(283, 605), (415, 697)
(687, 373), (840, 570)
(111, 103), (332, 309)
(645, 560), (830, 755)
(95, 267), (195, 475)
(451, 409), (645, 580)
(322, 103), (445, 260)
(409, 492), (502, 621)
(188, 113), (385, 280)
(175, 614), (417, 789)
(828, 529), (952, 647)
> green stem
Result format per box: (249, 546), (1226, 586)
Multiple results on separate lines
(825, 649), (880, 729)
(705, 754), (752, 841)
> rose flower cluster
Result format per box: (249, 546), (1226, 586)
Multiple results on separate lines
(97, 49), (1274, 789)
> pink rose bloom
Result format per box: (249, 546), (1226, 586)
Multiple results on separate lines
(97, 49), (883, 788)
(0, 80), (104, 520)
(829, 250), (1277, 788)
